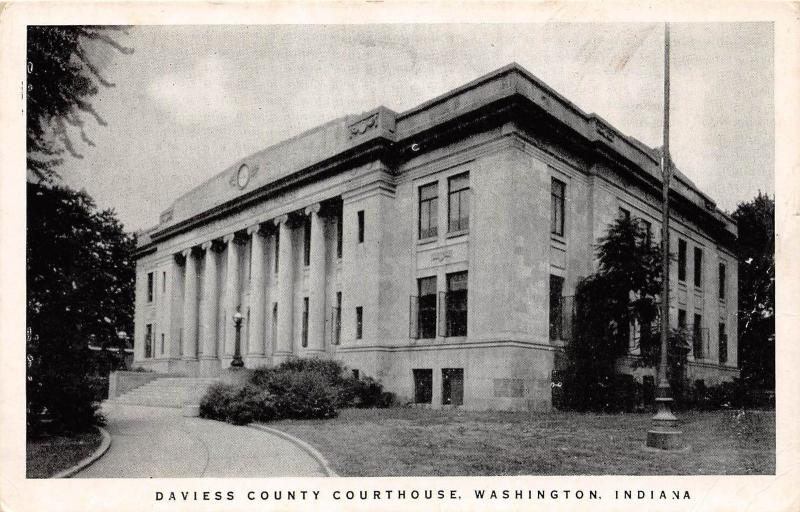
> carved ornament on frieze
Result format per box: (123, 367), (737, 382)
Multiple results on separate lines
(430, 249), (453, 263)
(348, 113), (380, 139)
(229, 162), (260, 190)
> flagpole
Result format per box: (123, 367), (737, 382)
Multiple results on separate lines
(646, 22), (684, 451)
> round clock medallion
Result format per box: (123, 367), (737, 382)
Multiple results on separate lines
(236, 164), (250, 188)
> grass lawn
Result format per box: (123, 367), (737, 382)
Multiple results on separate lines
(269, 408), (775, 476)
(26, 430), (103, 478)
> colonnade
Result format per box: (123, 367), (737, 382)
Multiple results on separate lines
(177, 204), (329, 373)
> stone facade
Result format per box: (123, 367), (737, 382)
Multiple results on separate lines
(133, 63), (739, 411)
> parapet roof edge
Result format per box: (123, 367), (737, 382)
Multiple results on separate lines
(146, 62), (735, 245)
(397, 63), (724, 213)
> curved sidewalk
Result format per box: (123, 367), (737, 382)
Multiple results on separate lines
(75, 403), (329, 478)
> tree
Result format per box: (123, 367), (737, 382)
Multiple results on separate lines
(564, 215), (688, 411)
(731, 192), (775, 390)
(27, 26), (132, 182)
(27, 182), (136, 434)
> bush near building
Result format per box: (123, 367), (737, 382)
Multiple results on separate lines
(199, 359), (395, 425)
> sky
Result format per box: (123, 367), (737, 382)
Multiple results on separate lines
(54, 23), (774, 232)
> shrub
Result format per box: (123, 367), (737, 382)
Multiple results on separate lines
(199, 383), (277, 425)
(267, 370), (338, 419)
(199, 382), (237, 421)
(226, 385), (277, 425)
(200, 358), (395, 426)
(276, 358), (349, 386)
(674, 378), (774, 411)
(339, 376), (395, 408)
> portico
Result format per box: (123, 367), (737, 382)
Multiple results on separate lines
(158, 200), (339, 375)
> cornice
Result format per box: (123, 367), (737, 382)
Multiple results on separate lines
(136, 63), (736, 258)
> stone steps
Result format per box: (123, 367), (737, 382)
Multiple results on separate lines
(114, 377), (221, 408)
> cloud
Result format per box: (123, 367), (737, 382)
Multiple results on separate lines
(147, 56), (238, 126)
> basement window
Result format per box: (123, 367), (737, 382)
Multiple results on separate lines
(413, 369), (433, 404)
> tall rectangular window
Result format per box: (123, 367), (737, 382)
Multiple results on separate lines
(446, 271), (468, 337)
(719, 322), (728, 364)
(355, 306), (363, 339)
(301, 297), (309, 347)
(336, 211), (343, 259)
(303, 216), (311, 266)
(333, 292), (342, 345)
(678, 309), (687, 329)
(274, 231), (280, 273)
(417, 276), (437, 339)
(147, 272), (154, 302)
(551, 178), (565, 236)
(357, 210), (365, 244)
(448, 173), (470, 233)
(145, 324), (153, 358)
(248, 242), (253, 282)
(271, 303), (278, 344)
(693, 314), (703, 359)
(642, 219), (652, 245)
(418, 182), (438, 239)
(678, 239), (687, 282)
(718, 263), (726, 300)
(549, 275), (565, 341)
(413, 369), (433, 404)
(694, 247), (703, 287)
(162, 271), (166, 294)
(160, 333), (165, 355)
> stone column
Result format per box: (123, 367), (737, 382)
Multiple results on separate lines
(167, 254), (183, 364)
(306, 204), (327, 354)
(199, 241), (220, 375)
(273, 214), (294, 362)
(246, 224), (268, 365)
(181, 248), (199, 364)
(222, 233), (241, 360)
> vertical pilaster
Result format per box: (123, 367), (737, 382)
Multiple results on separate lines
(181, 248), (199, 363)
(247, 224), (268, 365)
(223, 234), (241, 360)
(306, 204), (327, 354)
(199, 241), (220, 375)
(273, 215), (294, 362)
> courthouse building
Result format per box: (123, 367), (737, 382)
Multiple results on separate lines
(133, 63), (739, 410)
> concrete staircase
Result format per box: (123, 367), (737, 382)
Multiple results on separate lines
(114, 377), (220, 408)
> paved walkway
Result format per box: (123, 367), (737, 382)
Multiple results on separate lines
(75, 403), (328, 478)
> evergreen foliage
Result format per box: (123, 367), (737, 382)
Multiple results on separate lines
(27, 182), (135, 434)
(563, 215), (688, 411)
(732, 192), (775, 390)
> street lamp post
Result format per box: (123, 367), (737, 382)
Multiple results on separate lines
(117, 331), (127, 353)
(117, 331), (127, 370)
(231, 310), (244, 368)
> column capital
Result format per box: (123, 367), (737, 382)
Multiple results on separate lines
(201, 240), (214, 251)
(181, 247), (194, 259)
(246, 223), (265, 236)
(304, 203), (321, 216)
(223, 232), (248, 245)
(273, 214), (289, 226)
